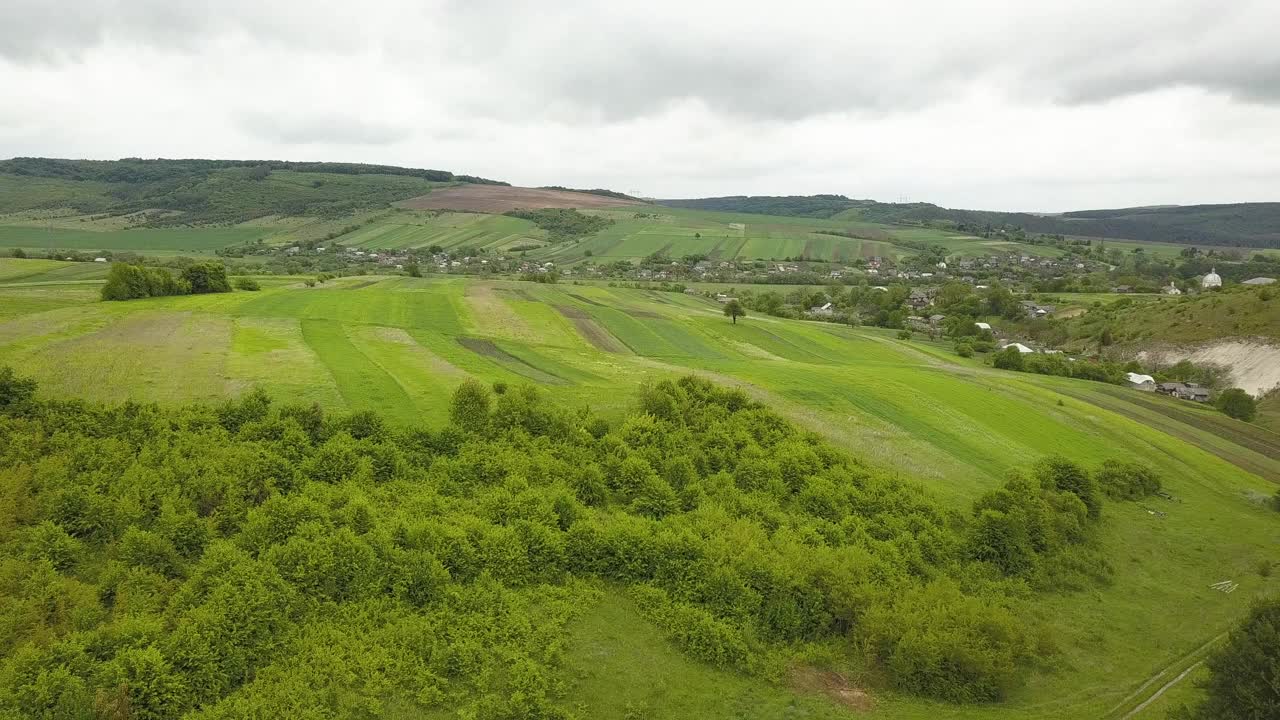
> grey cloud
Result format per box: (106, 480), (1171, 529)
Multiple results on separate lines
(7, 0), (1279, 120)
(0, 0), (344, 62)
(238, 112), (412, 146)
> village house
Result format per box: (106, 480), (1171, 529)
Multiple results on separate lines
(807, 302), (835, 317)
(1157, 382), (1186, 396)
(1019, 300), (1055, 319)
(1242, 277), (1276, 285)
(1177, 385), (1211, 403)
(1125, 372), (1156, 391)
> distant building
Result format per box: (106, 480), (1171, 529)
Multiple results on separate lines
(808, 302), (835, 317)
(1126, 372), (1156, 391)
(1004, 342), (1035, 354)
(1157, 382), (1186, 396)
(1178, 386), (1211, 403)
(1242, 277), (1276, 286)
(974, 322), (992, 331)
(1163, 282), (1182, 295)
(93, 257), (107, 262)
(1201, 268), (1222, 289)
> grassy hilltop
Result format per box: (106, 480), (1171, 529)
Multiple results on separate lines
(0, 159), (1085, 261)
(0, 260), (1277, 717)
(662, 195), (1280, 249)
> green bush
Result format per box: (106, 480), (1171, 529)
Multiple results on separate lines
(897, 329), (913, 340)
(993, 346), (1025, 370)
(1095, 460), (1162, 500)
(233, 276), (261, 291)
(1215, 388), (1257, 421)
(955, 342), (975, 358)
(1178, 596), (1280, 719)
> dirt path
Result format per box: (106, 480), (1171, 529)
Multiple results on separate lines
(1108, 632), (1226, 719)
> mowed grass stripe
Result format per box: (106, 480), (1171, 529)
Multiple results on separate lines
(349, 325), (465, 425)
(299, 319), (418, 423)
(226, 316), (346, 408)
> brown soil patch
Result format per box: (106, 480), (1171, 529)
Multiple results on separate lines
(456, 337), (567, 384)
(555, 304), (590, 320)
(790, 667), (874, 713)
(552, 305), (629, 354)
(624, 309), (664, 319)
(397, 185), (645, 213)
(567, 292), (607, 307)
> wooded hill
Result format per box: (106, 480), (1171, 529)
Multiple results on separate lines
(0, 158), (507, 227)
(659, 195), (1280, 248)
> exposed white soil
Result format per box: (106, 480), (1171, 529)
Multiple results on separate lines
(1141, 340), (1280, 396)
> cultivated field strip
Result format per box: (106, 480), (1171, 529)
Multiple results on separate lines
(1, 270), (1278, 720)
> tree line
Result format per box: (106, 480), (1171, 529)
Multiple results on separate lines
(100, 261), (232, 300)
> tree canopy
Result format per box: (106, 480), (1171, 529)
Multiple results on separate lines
(0, 370), (1143, 716)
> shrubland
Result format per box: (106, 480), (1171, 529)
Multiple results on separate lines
(503, 208), (614, 241)
(0, 371), (1166, 717)
(100, 261), (231, 301)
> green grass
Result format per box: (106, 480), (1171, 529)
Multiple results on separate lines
(0, 272), (1277, 719)
(0, 225), (266, 253)
(342, 211), (544, 251)
(563, 590), (853, 718)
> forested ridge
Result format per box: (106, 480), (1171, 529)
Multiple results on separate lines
(658, 195), (1280, 248)
(0, 158), (507, 226)
(0, 371), (1153, 718)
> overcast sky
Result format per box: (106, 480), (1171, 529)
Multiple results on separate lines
(2, 0), (1278, 211)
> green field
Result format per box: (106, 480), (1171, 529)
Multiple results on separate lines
(0, 224), (269, 254)
(341, 211), (546, 252)
(0, 260), (1276, 718)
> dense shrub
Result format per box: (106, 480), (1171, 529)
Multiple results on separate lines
(0, 370), (1120, 714)
(992, 346), (1024, 370)
(1215, 388), (1257, 421)
(102, 261), (232, 300)
(233, 277), (261, 291)
(1095, 460), (1162, 500)
(1175, 596), (1280, 719)
(101, 262), (191, 301)
(504, 208), (613, 241)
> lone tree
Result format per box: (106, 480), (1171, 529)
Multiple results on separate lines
(1215, 388), (1257, 422)
(1176, 596), (1280, 719)
(723, 299), (746, 324)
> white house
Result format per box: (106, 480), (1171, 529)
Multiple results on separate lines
(808, 302), (835, 317)
(1125, 372), (1156, 391)
(1164, 282), (1182, 295)
(974, 322), (992, 331)
(1242, 277), (1276, 286)
(1006, 342), (1035, 354)
(1201, 268), (1222, 289)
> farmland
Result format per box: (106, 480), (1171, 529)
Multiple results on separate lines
(0, 261), (1276, 718)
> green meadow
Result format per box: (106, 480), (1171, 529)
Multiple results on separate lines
(0, 261), (1276, 718)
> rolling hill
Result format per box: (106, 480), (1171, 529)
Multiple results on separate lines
(660, 195), (1280, 249)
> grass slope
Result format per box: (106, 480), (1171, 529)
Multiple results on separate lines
(0, 265), (1277, 718)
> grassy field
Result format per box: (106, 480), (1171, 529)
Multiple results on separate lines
(0, 259), (1276, 718)
(340, 210), (546, 252)
(0, 224), (268, 254)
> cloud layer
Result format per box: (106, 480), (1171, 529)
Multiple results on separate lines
(1, 0), (1277, 210)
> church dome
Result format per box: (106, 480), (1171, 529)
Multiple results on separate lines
(1202, 268), (1222, 288)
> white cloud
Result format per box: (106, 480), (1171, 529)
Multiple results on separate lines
(0, 0), (1277, 210)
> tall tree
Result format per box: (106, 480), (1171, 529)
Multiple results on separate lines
(722, 299), (746, 324)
